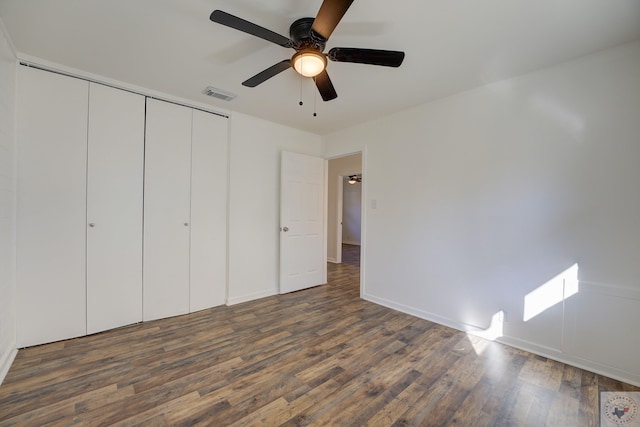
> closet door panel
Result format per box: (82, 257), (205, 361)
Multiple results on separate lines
(190, 110), (228, 311)
(143, 99), (192, 321)
(86, 84), (145, 334)
(16, 66), (89, 347)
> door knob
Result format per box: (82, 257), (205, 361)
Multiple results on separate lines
(184, 222), (189, 226)
(282, 226), (289, 232)
(89, 223), (95, 228)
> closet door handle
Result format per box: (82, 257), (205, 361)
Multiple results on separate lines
(89, 223), (95, 228)
(184, 222), (189, 226)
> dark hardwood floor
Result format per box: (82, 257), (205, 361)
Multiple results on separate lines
(341, 243), (360, 266)
(0, 244), (637, 426)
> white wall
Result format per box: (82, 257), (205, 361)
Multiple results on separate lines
(327, 154), (362, 262)
(227, 112), (323, 304)
(324, 40), (640, 386)
(0, 19), (17, 384)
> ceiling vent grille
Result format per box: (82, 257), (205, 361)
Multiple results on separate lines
(202, 86), (236, 101)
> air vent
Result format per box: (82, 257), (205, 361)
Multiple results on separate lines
(202, 86), (236, 101)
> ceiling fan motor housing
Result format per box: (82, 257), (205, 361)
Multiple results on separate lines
(290, 18), (326, 52)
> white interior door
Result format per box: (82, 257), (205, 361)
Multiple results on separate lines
(280, 151), (326, 293)
(86, 83), (145, 334)
(16, 66), (89, 347)
(189, 109), (228, 311)
(143, 99), (192, 321)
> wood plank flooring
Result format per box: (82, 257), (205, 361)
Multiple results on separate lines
(1, 244), (638, 426)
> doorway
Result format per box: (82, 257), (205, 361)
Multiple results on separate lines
(326, 153), (362, 264)
(341, 174), (362, 247)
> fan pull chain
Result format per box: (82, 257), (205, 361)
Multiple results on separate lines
(299, 72), (304, 106)
(313, 76), (317, 117)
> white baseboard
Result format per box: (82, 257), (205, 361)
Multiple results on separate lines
(226, 289), (278, 306)
(0, 345), (17, 386)
(342, 241), (361, 246)
(362, 292), (475, 333)
(362, 292), (640, 388)
(327, 258), (339, 264)
(499, 335), (640, 388)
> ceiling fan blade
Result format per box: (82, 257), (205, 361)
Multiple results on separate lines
(210, 10), (293, 48)
(242, 60), (292, 87)
(314, 70), (338, 101)
(311, 0), (355, 41)
(328, 47), (405, 67)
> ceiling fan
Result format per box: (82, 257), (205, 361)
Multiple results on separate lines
(348, 174), (362, 184)
(210, 0), (405, 102)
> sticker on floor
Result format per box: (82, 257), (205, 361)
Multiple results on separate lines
(601, 392), (639, 426)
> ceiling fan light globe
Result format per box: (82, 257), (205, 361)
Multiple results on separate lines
(292, 51), (326, 77)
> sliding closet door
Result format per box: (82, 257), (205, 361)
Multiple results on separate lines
(16, 66), (88, 347)
(143, 99), (192, 321)
(86, 84), (145, 334)
(189, 110), (228, 311)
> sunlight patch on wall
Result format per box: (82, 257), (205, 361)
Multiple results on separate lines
(467, 310), (505, 355)
(523, 263), (579, 322)
(472, 310), (505, 341)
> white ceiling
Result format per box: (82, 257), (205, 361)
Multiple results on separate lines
(1, 0), (639, 135)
